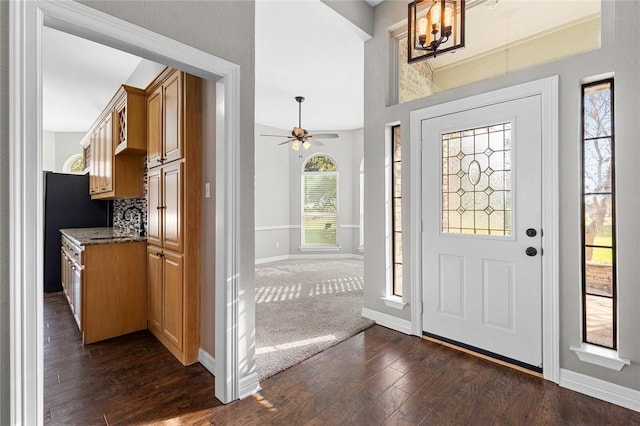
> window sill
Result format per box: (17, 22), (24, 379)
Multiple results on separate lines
(570, 343), (630, 371)
(381, 295), (407, 311)
(299, 245), (340, 252)
(357, 245), (364, 253)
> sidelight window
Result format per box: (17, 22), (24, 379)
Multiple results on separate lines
(581, 79), (616, 349)
(392, 126), (403, 297)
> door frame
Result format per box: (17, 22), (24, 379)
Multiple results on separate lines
(409, 77), (560, 382)
(9, 0), (246, 422)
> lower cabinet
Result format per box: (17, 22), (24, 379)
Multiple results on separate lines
(147, 245), (197, 365)
(61, 235), (147, 344)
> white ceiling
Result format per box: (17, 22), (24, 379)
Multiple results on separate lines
(255, 0), (366, 131)
(42, 27), (144, 132)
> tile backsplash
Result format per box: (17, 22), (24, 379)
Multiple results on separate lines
(113, 157), (148, 235)
(113, 198), (148, 235)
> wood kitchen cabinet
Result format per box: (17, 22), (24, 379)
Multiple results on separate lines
(61, 236), (82, 328)
(61, 233), (147, 344)
(83, 85), (146, 200)
(147, 69), (192, 169)
(145, 67), (201, 365)
(147, 247), (184, 352)
(147, 161), (183, 251)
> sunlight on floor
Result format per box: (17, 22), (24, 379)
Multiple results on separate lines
(137, 409), (215, 425)
(255, 276), (364, 303)
(256, 334), (337, 355)
(252, 392), (278, 412)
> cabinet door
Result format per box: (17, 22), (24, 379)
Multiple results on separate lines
(72, 264), (82, 329)
(89, 136), (98, 195)
(162, 251), (183, 350)
(162, 162), (183, 253)
(147, 88), (162, 167)
(96, 126), (105, 193)
(147, 246), (163, 334)
(163, 72), (182, 164)
(147, 168), (162, 247)
(103, 113), (113, 192)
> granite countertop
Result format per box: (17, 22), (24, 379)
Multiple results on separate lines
(60, 227), (147, 246)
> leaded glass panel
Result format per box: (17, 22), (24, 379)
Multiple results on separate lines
(442, 123), (512, 235)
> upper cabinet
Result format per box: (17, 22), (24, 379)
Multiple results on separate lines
(83, 85), (146, 200)
(147, 69), (196, 169)
(114, 86), (147, 155)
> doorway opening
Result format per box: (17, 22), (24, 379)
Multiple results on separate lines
(10, 1), (243, 422)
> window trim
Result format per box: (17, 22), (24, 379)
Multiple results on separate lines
(580, 77), (617, 350)
(358, 158), (364, 252)
(382, 122), (407, 310)
(300, 154), (340, 249)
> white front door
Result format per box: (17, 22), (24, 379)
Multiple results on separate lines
(422, 95), (542, 368)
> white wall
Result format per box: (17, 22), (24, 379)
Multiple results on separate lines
(364, 0), (640, 391)
(42, 131), (56, 171)
(42, 131), (84, 172)
(255, 123), (364, 262)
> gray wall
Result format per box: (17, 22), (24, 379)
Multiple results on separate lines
(255, 124), (292, 260)
(201, 78), (216, 357)
(364, 0), (640, 390)
(320, 0), (373, 38)
(0, 0), (9, 421)
(255, 124), (364, 261)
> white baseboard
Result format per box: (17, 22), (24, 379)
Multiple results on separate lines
(255, 253), (364, 264)
(362, 307), (412, 335)
(198, 349), (216, 376)
(255, 255), (290, 265)
(560, 368), (640, 412)
(239, 372), (261, 399)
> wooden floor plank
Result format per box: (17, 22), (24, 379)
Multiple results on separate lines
(43, 294), (640, 425)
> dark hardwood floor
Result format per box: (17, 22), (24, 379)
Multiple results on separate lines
(44, 293), (640, 425)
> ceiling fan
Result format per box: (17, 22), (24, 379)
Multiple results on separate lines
(261, 96), (339, 150)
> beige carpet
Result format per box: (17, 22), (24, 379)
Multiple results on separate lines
(254, 258), (374, 380)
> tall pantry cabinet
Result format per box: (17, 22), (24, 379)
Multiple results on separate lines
(145, 68), (202, 365)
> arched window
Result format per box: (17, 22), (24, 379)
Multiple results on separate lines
(302, 154), (338, 247)
(62, 153), (84, 173)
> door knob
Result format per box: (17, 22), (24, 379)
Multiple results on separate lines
(526, 228), (537, 237)
(526, 247), (538, 257)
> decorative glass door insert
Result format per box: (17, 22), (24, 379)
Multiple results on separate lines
(442, 123), (512, 235)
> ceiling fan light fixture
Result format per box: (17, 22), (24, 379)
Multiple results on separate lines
(260, 96), (339, 150)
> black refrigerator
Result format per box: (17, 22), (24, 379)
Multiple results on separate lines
(43, 171), (112, 293)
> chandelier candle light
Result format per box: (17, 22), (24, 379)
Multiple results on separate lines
(408, 0), (465, 62)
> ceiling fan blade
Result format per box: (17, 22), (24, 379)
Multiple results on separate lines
(309, 133), (339, 139)
(261, 134), (291, 138)
(311, 140), (325, 147)
(278, 138), (297, 146)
